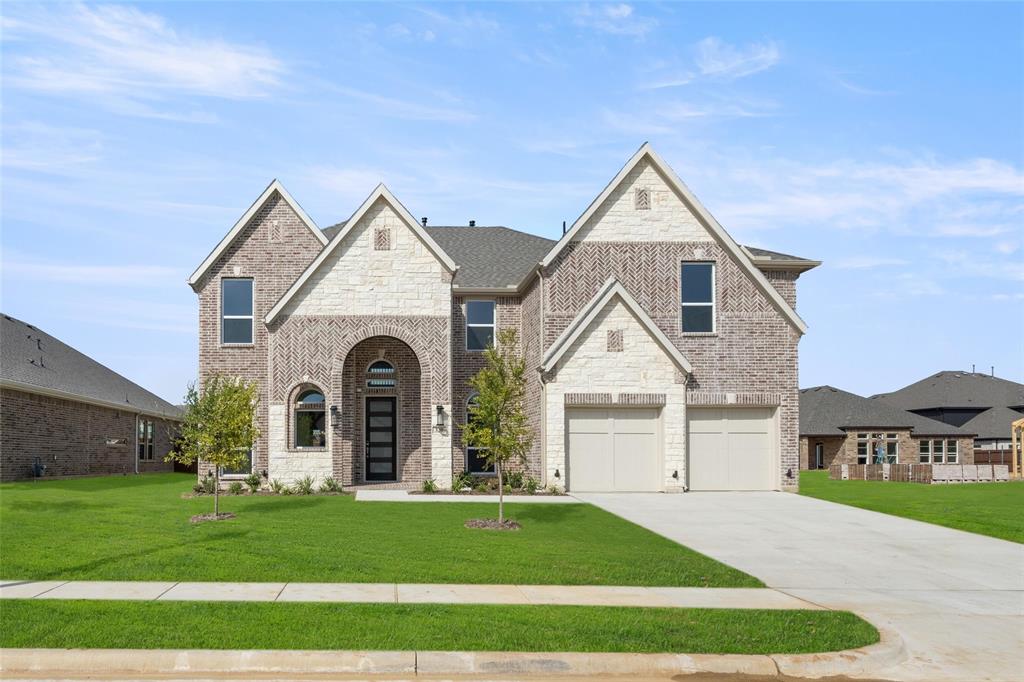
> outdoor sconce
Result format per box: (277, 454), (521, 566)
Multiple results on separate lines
(434, 405), (447, 430)
(554, 469), (560, 479)
(260, 470), (268, 479)
(672, 470), (679, 480)
(330, 405), (340, 427)
(786, 468), (794, 479)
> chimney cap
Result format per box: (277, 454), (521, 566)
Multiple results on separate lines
(421, 217), (428, 226)
(469, 220), (476, 227)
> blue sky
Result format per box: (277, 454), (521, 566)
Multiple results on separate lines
(2, 2), (1022, 404)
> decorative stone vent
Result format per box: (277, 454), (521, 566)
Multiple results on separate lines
(374, 227), (391, 251)
(269, 219), (282, 241)
(634, 187), (650, 210)
(606, 329), (623, 352)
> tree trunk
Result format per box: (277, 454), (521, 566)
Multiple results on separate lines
(497, 461), (504, 524)
(214, 467), (220, 517)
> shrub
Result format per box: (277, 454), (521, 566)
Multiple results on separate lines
(524, 476), (539, 495)
(294, 475), (315, 495)
(319, 476), (341, 493)
(269, 479), (287, 495)
(281, 486), (294, 496)
(244, 473), (262, 494)
(228, 481), (244, 496)
(473, 480), (490, 494)
(452, 470), (474, 492)
(506, 470), (525, 490)
(192, 481), (205, 494)
(421, 478), (438, 493)
(200, 474), (217, 495)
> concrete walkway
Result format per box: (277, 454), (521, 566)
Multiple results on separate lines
(0, 579), (815, 609)
(355, 489), (580, 502)
(575, 491), (1024, 682)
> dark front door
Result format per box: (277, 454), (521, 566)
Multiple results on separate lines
(365, 397), (397, 481)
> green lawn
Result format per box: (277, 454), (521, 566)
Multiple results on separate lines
(0, 473), (758, 586)
(0, 600), (878, 654)
(800, 470), (1024, 543)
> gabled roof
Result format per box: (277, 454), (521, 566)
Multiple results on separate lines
(538, 143), (809, 334)
(800, 385), (970, 437)
(265, 184), (457, 324)
(540, 277), (693, 375)
(425, 226), (553, 289)
(189, 179), (327, 288)
(743, 246), (822, 272)
(873, 371), (1024, 411)
(961, 406), (1024, 441)
(0, 314), (182, 420)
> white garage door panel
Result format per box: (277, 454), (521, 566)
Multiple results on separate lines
(688, 408), (774, 491)
(568, 408), (660, 492)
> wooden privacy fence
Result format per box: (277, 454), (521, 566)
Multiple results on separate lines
(829, 463), (1010, 484)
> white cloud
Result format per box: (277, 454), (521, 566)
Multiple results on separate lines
(2, 3), (285, 118)
(1, 122), (104, 172)
(570, 3), (656, 38)
(695, 37), (780, 80)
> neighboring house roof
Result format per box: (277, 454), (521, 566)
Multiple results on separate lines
(872, 370), (1024, 411)
(961, 406), (1024, 442)
(800, 385), (970, 437)
(266, 184), (457, 324)
(540, 277), (693, 375)
(188, 179), (327, 288)
(742, 246), (821, 272)
(538, 142), (811, 335)
(0, 314), (182, 420)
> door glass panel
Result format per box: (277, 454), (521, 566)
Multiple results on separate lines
(368, 446), (393, 457)
(369, 416), (392, 427)
(368, 400), (392, 411)
(369, 462), (393, 473)
(369, 431), (392, 443)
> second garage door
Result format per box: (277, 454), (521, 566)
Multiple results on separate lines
(567, 408), (660, 492)
(687, 407), (775, 491)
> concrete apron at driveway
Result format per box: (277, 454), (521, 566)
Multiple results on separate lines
(575, 491), (1024, 682)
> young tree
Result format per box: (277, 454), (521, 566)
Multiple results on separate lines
(168, 375), (260, 518)
(463, 328), (533, 524)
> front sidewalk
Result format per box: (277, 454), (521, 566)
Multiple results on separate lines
(0, 579), (816, 609)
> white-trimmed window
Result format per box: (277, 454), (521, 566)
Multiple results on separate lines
(137, 417), (154, 460)
(921, 439), (958, 464)
(465, 394), (495, 474)
(466, 300), (495, 351)
(222, 278), (254, 344)
(367, 360), (396, 389)
(857, 433), (898, 464)
(294, 389), (326, 448)
(946, 439), (958, 464)
(919, 439), (930, 463)
(681, 262), (715, 333)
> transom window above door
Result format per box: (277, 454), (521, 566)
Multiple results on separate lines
(681, 262), (714, 333)
(367, 360), (396, 388)
(294, 388), (326, 448)
(466, 301), (495, 351)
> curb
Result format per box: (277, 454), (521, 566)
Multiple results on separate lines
(0, 628), (906, 679)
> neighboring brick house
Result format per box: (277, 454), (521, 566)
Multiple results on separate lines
(873, 371), (1024, 457)
(799, 386), (974, 470)
(0, 314), (181, 481)
(189, 144), (819, 492)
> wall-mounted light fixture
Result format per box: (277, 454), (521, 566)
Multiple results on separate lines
(672, 470), (679, 480)
(554, 469), (560, 479)
(786, 468), (794, 479)
(434, 405), (447, 431)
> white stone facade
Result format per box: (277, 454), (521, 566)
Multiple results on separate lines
(573, 157), (713, 244)
(285, 198), (450, 318)
(544, 296), (687, 492)
(267, 404), (333, 485)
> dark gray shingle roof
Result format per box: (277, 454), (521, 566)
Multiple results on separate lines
(745, 246), (817, 263)
(872, 371), (1024, 410)
(961, 406), (1024, 441)
(0, 314), (182, 420)
(800, 385), (970, 437)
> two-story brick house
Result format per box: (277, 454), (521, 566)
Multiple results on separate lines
(189, 144), (819, 492)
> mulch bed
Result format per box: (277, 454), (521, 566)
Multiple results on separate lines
(190, 512), (237, 524)
(464, 518), (521, 531)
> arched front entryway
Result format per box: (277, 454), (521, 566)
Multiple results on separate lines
(337, 336), (427, 485)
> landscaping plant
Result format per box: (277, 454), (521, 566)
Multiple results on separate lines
(452, 470), (474, 492)
(244, 473), (262, 494)
(319, 476), (341, 493)
(167, 375), (260, 520)
(421, 478), (438, 493)
(228, 481), (244, 496)
(293, 475), (315, 495)
(463, 328), (534, 525)
(269, 479), (286, 494)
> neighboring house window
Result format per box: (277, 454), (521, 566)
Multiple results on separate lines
(466, 301), (496, 351)
(814, 442), (824, 469)
(222, 279), (254, 344)
(920, 439), (958, 464)
(367, 360), (396, 388)
(465, 394), (495, 474)
(681, 263), (714, 333)
(222, 449), (253, 476)
(856, 433), (898, 464)
(137, 418), (154, 460)
(294, 389), (326, 448)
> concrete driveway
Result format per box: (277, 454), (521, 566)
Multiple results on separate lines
(575, 491), (1024, 682)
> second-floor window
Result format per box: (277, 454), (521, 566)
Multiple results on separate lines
(681, 262), (714, 333)
(222, 278), (254, 344)
(466, 300), (495, 351)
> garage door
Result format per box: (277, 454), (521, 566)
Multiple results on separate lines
(567, 408), (660, 492)
(687, 407), (774, 491)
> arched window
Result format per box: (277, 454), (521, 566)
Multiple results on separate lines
(465, 394), (495, 474)
(367, 360), (396, 389)
(294, 388), (326, 448)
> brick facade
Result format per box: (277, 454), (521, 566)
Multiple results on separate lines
(800, 433), (975, 468)
(0, 388), (175, 481)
